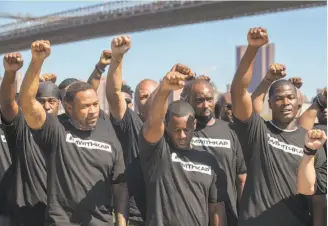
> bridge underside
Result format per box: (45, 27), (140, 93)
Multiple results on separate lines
(0, 1), (325, 54)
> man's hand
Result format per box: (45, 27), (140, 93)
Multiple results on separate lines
(161, 71), (187, 92)
(171, 63), (195, 80)
(98, 50), (112, 67)
(39, 73), (57, 83)
(288, 77), (303, 89)
(111, 36), (131, 60)
(247, 27), (269, 47)
(265, 63), (286, 82)
(196, 75), (211, 82)
(305, 129), (327, 150)
(31, 40), (51, 62)
(3, 52), (23, 72)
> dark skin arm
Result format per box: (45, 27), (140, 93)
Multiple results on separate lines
(19, 40), (51, 130)
(231, 27), (269, 121)
(251, 63), (286, 114)
(87, 50), (112, 91)
(106, 36), (131, 120)
(0, 52), (23, 123)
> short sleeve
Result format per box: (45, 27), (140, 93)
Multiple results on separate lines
(138, 130), (168, 180)
(31, 113), (62, 150)
(111, 147), (126, 184)
(314, 149), (327, 195)
(209, 173), (218, 203)
(231, 129), (247, 174)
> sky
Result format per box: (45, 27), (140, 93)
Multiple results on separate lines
(0, 1), (327, 99)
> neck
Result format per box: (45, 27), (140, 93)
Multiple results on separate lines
(68, 118), (94, 131)
(271, 118), (297, 131)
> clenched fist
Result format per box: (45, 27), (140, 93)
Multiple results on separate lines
(40, 73), (57, 83)
(99, 50), (112, 66)
(111, 36), (131, 60)
(196, 75), (211, 82)
(265, 63), (286, 82)
(171, 64), (195, 81)
(247, 27), (269, 47)
(31, 40), (51, 61)
(162, 71), (187, 91)
(305, 129), (327, 150)
(3, 52), (23, 72)
(288, 77), (303, 89)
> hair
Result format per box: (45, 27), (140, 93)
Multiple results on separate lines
(165, 100), (195, 123)
(268, 79), (297, 99)
(64, 81), (94, 103)
(181, 79), (213, 101)
(121, 84), (134, 97)
(58, 78), (79, 90)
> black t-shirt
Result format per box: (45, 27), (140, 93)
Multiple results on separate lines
(32, 113), (125, 226)
(110, 108), (146, 221)
(0, 125), (12, 214)
(314, 123), (327, 155)
(1, 110), (47, 224)
(139, 132), (223, 226)
(233, 113), (326, 226)
(191, 119), (246, 226)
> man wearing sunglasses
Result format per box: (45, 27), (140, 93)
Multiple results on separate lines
(216, 92), (233, 123)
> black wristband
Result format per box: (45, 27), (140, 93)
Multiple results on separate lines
(303, 146), (317, 156)
(95, 64), (105, 74)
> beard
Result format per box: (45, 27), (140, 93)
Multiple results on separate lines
(68, 118), (95, 131)
(196, 111), (214, 128)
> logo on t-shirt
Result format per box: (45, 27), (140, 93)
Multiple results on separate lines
(1, 135), (6, 143)
(66, 133), (112, 153)
(191, 137), (231, 148)
(267, 133), (303, 156)
(171, 152), (211, 175)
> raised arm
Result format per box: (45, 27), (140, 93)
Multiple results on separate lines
(231, 27), (269, 121)
(143, 69), (187, 143)
(251, 63), (286, 114)
(297, 129), (327, 195)
(87, 50), (112, 91)
(106, 36), (131, 120)
(298, 89), (326, 130)
(19, 40), (51, 130)
(0, 52), (23, 122)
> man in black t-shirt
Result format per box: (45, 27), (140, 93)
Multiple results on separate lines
(19, 40), (128, 226)
(140, 70), (226, 226)
(0, 52), (62, 226)
(182, 79), (246, 226)
(0, 126), (12, 226)
(216, 92), (233, 123)
(106, 36), (158, 225)
(231, 27), (326, 226)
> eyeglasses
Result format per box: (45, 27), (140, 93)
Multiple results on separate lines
(225, 104), (232, 110)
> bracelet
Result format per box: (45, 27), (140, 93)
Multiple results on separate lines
(303, 146), (317, 156)
(111, 55), (122, 63)
(316, 95), (326, 110)
(95, 64), (105, 74)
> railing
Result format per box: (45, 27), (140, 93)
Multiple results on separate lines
(0, 1), (199, 37)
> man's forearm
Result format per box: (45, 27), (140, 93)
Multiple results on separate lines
(87, 63), (106, 91)
(0, 71), (19, 122)
(251, 78), (273, 113)
(297, 155), (316, 195)
(148, 85), (170, 127)
(20, 60), (43, 106)
(298, 102), (320, 130)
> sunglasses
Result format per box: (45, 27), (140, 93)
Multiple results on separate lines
(125, 98), (132, 105)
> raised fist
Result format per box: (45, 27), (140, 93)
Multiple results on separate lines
(170, 64), (195, 81)
(305, 129), (327, 150)
(196, 75), (211, 82)
(31, 40), (51, 61)
(288, 77), (303, 89)
(162, 71), (187, 91)
(39, 73), (57, 83)
(265, 63), (286, 82)
(3, 52), (23, 72)
(247, 27), (269, 47)
(111, 36), (131, 59)
(99, 50), (112, 67)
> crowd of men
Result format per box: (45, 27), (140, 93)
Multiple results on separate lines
(0, 27), (326, 226)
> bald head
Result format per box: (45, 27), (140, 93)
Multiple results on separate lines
(135, 79), (159, 121)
